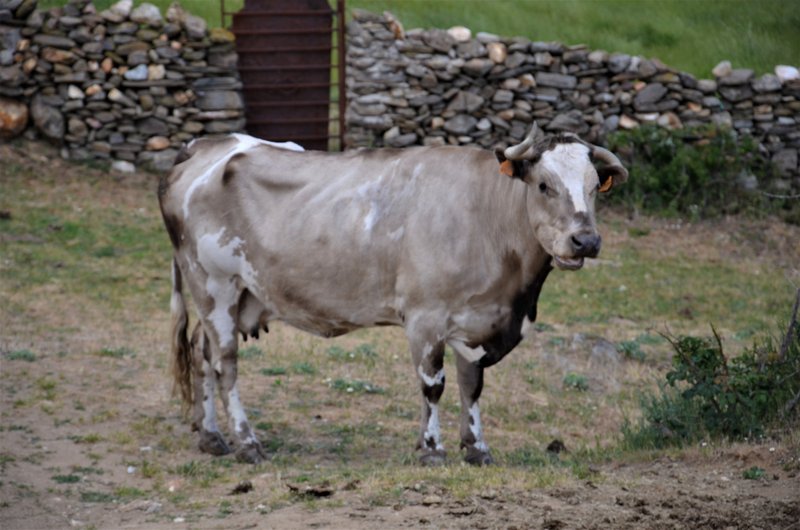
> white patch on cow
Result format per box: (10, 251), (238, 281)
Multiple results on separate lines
(231, 133), (305, 153)
(540, 143), (592, 213)
(520, 315), (534, 338)
(227, 385), (256, 444)
(421, 343), (433, 359)
(201, 360), (220, 433)
(450, 341), (487, 363)
(197, 228), (261, 348)
(468, 402), (489, 453)
(388, 227), (405, 241)
(417, 366), (445, 387)
(424, 400), (444, 451)
(182, 134), (304, 217)
(363, 206), (378, 233)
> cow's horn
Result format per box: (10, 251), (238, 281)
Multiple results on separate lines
(592, 146), (629, 183)
(504, 122), (543, 160)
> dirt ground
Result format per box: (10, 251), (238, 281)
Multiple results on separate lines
(1, 142), (799, 529)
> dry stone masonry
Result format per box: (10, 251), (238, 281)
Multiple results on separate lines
(345, 10), (800, 190)
(0, 0), (243, 171)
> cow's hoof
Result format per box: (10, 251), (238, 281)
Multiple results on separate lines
(418, 449), (447, 467)
(235, 441), (267, 464)
(464, 447), (494, 466)
(198, 430), (231, 456)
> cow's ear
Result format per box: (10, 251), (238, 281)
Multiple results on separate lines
(591, 146), (628, 192)
(495, 148), (526, 179)
(597, 165), (628, 193)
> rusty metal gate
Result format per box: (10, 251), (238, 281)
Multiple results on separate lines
(223, 0), (346, 151)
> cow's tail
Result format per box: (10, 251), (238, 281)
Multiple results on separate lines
(170, 257), (193, 416)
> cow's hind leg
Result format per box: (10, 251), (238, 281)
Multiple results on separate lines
(407, 322), (447, 466)
(195, 284), (266, 464)
(189, 323), (230, 456)
(454, 351), (494, 466)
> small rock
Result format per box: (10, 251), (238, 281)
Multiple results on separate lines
(112, 159), (135, 175)
(447, 25), (471, 42)
(209, 27), (235, 44)
(619, 115), (639, 130)
(657, 112), (682, 130)
(148, 64), (166, 81)
(697, 79), (717, 93)
(0, 96), (28, 139)
(30, 95), (64, 141)
(67, 85), (84, 99)
(146, 136), (171, 151)
(775, 65), (799, 82)
(124, 64), (148, 81)
(752, 74), (782, 92)
(182, 13), (207, 40)
(130, 2), (163, 27)
(443, 114), (477, 135)
(487, 41), (507, 64)
(771, 149), (798, 177)
(718, 69), (753, 86)
(712, 60), (732, 78)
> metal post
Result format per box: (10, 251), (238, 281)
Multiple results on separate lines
(336, 0), (346, 150)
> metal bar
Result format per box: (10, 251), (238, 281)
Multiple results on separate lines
(229, 28), (333, 36)
(241, 82), (336, 89)
(228, 10), (333, 16)
(237, 64), (332, 71)
(336, 0), (346, 150)
(247, 117), (341, 124)
(247, 100), (331, 106)
(236, 45), (333, 53)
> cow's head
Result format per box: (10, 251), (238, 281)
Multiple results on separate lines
(495, 122), (628, 270)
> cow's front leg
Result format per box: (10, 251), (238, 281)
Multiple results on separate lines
(407, 327), (447, 466)
(454, 348), (494, 465)
(189, 324), (230, 456)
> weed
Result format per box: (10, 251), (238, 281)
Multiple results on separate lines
(292, 361), (317, 375)
(80, 491), (115, 503)
(0, 454), (16, 470)
(114, 486), (146, 499)
(329, 378), (385, 394)
(36, 378), (57, 400)
(326, 343), (378, 363)
(95, 346), (135, 358)
(239, 345), (265, 359)
(742, 466), (766, 480)
(7, 350), (36, 362)
(261, 366), (288, 376)
(618, 340), (646, 362)
(70, 433), (103, 444)
(52, 474), (81, 484)
(563, 373), (589, 391)
(622, 320), (800, 449)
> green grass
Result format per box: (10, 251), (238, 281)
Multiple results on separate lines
(35, 0), (799, 76)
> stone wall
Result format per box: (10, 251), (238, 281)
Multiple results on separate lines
(0, 0), (244, 171)
(345, 10), (800, 190)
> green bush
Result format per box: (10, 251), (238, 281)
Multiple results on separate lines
(622, 315), (800, 449)
(605, 125), (797, 222)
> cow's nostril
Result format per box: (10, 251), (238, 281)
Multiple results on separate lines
(571, 233), (601, 257)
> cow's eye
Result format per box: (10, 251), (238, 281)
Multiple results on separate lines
(538, 182), (547, 193)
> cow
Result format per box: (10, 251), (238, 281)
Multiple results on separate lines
(158, 123), (628, 465)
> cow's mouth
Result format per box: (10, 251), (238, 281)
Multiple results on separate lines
(553, 256), (585, 270)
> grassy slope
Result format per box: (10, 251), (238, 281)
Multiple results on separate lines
(37, 0), (799, 77)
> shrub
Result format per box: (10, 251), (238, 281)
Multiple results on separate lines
(622, 304), (800, 449)
(605, 125), (798, 222)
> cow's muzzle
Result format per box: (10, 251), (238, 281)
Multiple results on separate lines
(554, 232), (601, 271)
